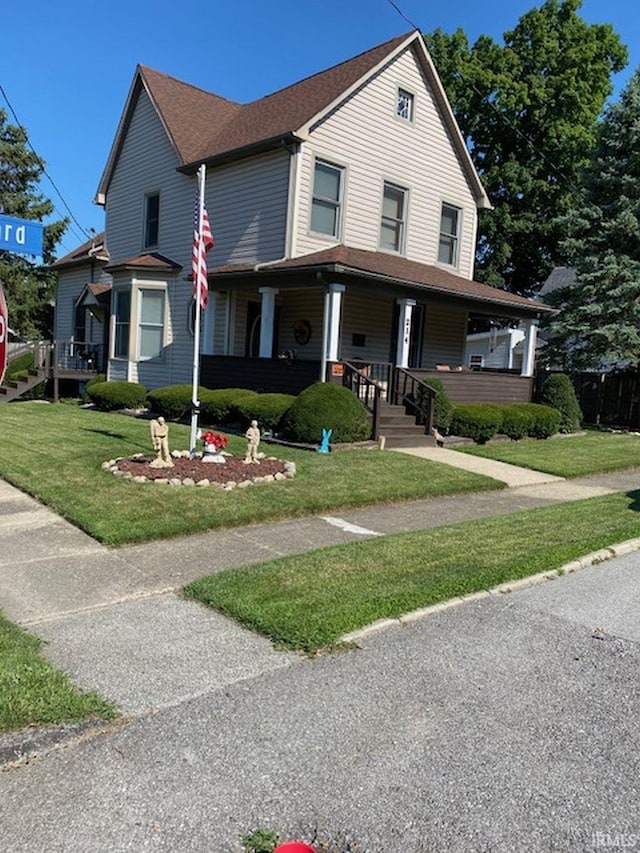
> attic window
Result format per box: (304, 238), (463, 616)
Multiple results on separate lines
(143, 193), (160, 249)
(396, 88), (414, 121)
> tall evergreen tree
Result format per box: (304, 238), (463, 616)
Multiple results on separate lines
(425, 0), (627, 296)
(543, 68), (640, 370)
(0, 108), (67, 339)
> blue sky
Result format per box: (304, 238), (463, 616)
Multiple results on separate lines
(2, 0), (638, 257)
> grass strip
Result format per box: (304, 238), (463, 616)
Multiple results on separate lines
(0, 612), (116, 733)
(455, 431), (640, 478)
(0, 403), (500, 546)
(185, 490), (640, 652)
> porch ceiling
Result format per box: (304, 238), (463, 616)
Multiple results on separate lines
(210, 246), (552, 319)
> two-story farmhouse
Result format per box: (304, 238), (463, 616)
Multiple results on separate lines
(54, 30), (549, 407)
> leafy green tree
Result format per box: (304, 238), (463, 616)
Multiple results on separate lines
(543, 68), (640, 370)
(425, 0), (627, 296)
(0, 108), (67, 339)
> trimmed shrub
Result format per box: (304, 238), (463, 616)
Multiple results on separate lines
(282, 382), (371, 444)
(540, 373), (582, 433)
(421, 377), (454, 433)
(82, 373), (106, 403)
(449, 403), (503, 444)
(147, 385), (205, 420)
(87, 381), (148, 411)
(501, 403), (536, 440)
(200, 388), (259, 425)
(236, 393), (296, 432)
(521, 402), (561, 439)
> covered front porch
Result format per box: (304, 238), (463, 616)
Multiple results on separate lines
(202, 246), (546, 404)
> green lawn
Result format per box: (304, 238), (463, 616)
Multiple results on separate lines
(0, 611), (116, 733)
(0, 403), (500, 546)
(455, 430), (640, 478)
(185, 490), (640, 651)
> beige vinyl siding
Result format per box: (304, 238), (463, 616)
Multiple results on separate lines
(54, 265), (111, 342)
(210, 151), (289, 265)
(341, 291), (394, 362)
(105, 90), (291, 386)
(295, 45), (478, 278)
(422, 304), (468, 368)
(278, 289), (325, 360)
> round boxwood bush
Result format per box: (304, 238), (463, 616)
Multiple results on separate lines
(82, 373), (107, 403)
(147, 384), (208, 420)
(540, 373), (582, 433)
(236, 393), (296, 432)
(282, 382), (371, 443)
(501, 403), (536, 440)
(449, 403), (503, 444)
(200, 388), (259, 425)
(87, 380), (148, 411)
(521, 402), (561, 439)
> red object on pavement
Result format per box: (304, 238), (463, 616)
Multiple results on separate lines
(0, 282), (7, 386)
(273, 843), (316, 853)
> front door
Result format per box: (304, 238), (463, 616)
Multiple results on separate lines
(245, 300), (281, 358)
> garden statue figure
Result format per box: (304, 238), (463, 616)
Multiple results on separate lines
(244, 419), (261, 464)
(149, 417), (174, 468)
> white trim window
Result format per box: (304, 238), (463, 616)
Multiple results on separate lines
(137, 289), (165, 360)
(310, 160), (344, 238)
(113, 289), (131, 359)
(438, 203), (461, 267)
(396, 88), (414, 121)
(143, 192), (160, 249)
(380, 182), (407, 253)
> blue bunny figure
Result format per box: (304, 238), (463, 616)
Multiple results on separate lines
(318, 428), (333, 454)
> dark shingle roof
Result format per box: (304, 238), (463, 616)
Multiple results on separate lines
(212, 245), (551, 316)
(538, 266), (576, 300)
(52, 232), (108, 268)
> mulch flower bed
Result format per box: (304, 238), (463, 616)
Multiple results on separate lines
(103, 453), (296, 489)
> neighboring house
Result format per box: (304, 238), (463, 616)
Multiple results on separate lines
(54, 30), (550, 403)
(464, 326), (525, 372)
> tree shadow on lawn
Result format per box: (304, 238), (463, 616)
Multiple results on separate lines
(80, 427), (149, 452)
(627, 489), (640, 512)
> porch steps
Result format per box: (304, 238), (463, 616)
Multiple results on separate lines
(378, 402), (435, 448)
(0, 368), (47, 403)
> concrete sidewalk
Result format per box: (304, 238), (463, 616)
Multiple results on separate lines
(1, 452), (639, 722)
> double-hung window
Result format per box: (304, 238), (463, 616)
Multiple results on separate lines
(311, 160), (344, 238)
(143, 193), (160, 248)
(438, 203), (461, 266)
(137, 289), (165, 360)
(113, 289), (131, 359)
(380, 182), (407, 253)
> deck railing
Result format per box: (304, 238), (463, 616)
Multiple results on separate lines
(391, 367), (436, 436)
(341, 361), (392, 439)
(53, 340), (105, 373)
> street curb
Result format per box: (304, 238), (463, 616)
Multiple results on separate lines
(339, 537), (640, 645)
(0, 718), (128, 771)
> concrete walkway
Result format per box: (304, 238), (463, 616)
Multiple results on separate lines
(1, 451), (638, 725)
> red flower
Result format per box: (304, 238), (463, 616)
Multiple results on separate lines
(201, 431), (228, 450)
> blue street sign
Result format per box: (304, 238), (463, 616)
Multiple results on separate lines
(0, 214), (44, 256)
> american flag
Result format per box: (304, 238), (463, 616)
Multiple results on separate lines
(192, 190), (214, 310)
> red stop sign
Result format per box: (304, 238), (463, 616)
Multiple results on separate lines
(0, 282), (7, 386)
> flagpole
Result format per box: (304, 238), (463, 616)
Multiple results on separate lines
(190, 164), (206, 456)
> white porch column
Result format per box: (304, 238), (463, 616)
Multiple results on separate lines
(258, 287), (278, 358)
(320, 283), (345, 380)
(395, 298), (416, 368)
(521, 318), (539, 377)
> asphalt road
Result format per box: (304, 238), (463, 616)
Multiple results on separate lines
(2, 551), (639, 853)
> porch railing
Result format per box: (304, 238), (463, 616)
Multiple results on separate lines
(391, 367), (436, 436)
(341, 361), (392, 440)
(53, 340), (105, 373)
